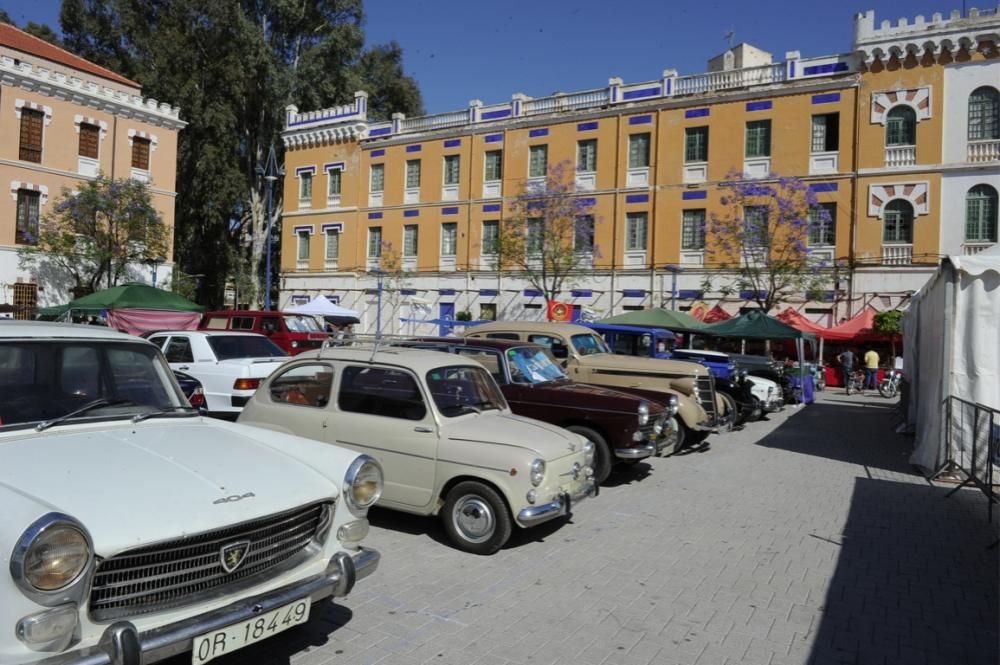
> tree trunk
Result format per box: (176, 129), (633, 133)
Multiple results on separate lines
(248, 186), (266, 308)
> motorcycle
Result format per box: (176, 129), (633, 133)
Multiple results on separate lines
(878, 369), (903, 398)
(845, 369), (866, 395)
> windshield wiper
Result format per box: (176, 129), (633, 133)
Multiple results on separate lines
(35, 399), (135, 432)
(131, 405), (199, 423)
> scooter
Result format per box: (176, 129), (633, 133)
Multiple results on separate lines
(878, 369), (903, 398)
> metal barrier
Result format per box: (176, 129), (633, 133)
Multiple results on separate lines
(941, 396), (999, 524)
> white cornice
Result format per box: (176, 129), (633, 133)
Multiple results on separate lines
(282, 123), (368, 149)
(0, 157), (177, 197)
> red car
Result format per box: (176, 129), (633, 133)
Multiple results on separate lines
(199, 310), (327, 355)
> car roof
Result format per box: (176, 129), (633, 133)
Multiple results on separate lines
(148, 330), (266, 338)
(465, 321), (598, 336)
(582, 322), (676, 337)
(409, 337), (544, 352)
(294, 345), (484, 373)
(202, 310), (308, 316)
(0, 320), (145, 342)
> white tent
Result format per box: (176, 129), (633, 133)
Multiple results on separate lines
(906, 244), (1000, 472)
(285, 295), (360, 319)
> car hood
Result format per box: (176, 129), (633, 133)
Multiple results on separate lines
(531, 380), (663, 415)
(0, 418), (342, 557)
(443, 412), (584, 461)
(574, 352), (709, 377)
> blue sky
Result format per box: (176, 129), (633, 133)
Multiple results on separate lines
(4, 0), (962, 113)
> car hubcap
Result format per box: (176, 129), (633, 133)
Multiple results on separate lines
(453, 496), (494, 543)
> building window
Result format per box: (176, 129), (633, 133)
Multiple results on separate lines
(482, 220), (499, 256)
(443, 155), (460, 185)
(681, 209), (705, 250)
(325, 228), (340, 262)
(480, 303), (497, 321)
(628, 133), (650, 168)
(19, 108), (44, 163)
(441, 222), (457, 256)
(685, 127), (708, 163)
(811, 113), (839, 152)
(808, 203), (837, 246)
(886, 107), (916, 146)
(577, 139), (597, 173)
(883, 200), (914, 244)
(406, 159), (421, 189)
(965, 184), (998, 243)
(744, 206), (769, 248)
(78, 122), (100, 159)
(529, 145), (548, 178)
(574, 215), (595, 253)
(297, 230), (310, 262)
(370, 164), (384, 192)
(745, 120), (771, 157)
(526, 218), (543, 255)
(15, 189), (40, 245)
(298, 172), (312, 203)
(484, 150), (502, 181)
(131, 137), (150, 170)
(404, 224), (419, 257)
(625, 212), (648, 251)
(368, 227), (382, 258)
(327, 169), (342, 198)
(968, 86), (1000, 141)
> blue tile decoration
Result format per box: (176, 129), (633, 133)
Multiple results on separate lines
(400, 289), (417, 295)
(368, 127), (391, 136)
(442, 207), (459, 215)
(292, 225), (314, 234)
(367, 212), (382, 219)
(629, 115), (652, 125)
(811, 93), (841, 105)
(622, 86), (660, 101)
(571, 289), (593, 298)
(405, 144), (422, 153)
(321, 222), (343, 233)
(803, 62), (850, 76)
(443, 139), (461, 148)
(484, 133), (503, 143)
(622, 289), (647, 298)
(404, 209), (419, 217)
(529, 128), (549, 138)
(685, 108), (710, 119)
(577, 121), (599, 131)
(678, 290), (703, 300)
(438, 289), (457, 296)
(576, 197), (597, 207)
(746, 100), (773, 112)
(809, 182), (839, 193)
(479, 289), (499, 296)
(625, 194), (649, 204)
(370, 149), (385, 158)
(483, 203), (501, 212)
(295, 166), (316, 176)
(323, 161), (345, 172)
(523, 289), (543, 297)
(482, 109), (512, 120)
(739, 290), (767, 300)
(682, 190), (708, 200)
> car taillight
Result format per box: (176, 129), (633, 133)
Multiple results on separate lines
(189, 388), (206, 408)
(233, 378), (261, 390)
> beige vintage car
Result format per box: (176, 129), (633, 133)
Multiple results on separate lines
(238, 346), (597, 555)
(465, 321), (726, 448)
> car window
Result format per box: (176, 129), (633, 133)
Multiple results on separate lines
(260, 317), (281, 334)
(571, 333), (609, 356)
(454, 349), (503, 382)
(338, 366), (427, 420)
(60, 346), (102, 398)
(0, 346), (36, 388)
(231, 316), (255, 331)
(426, 365), (506, 417)
(147, 335), (167, 349)
(207, 335), (287, 360)
(164, 337), (194, 363)
(107, 347), (175, 405)
(485, 332), (519, 340)
(203, 317), (229, 330)
(283, 315), (322, 333)
(506, 347), (567, 384)
(270, 363), (334, 408)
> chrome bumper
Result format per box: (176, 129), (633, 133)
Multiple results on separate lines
(764, 398), (784, 413)
(517, 481), (597, 527)
(39, 548), (379, 665)
(615, 443), (656, 459)
(654, 418), (680, 454)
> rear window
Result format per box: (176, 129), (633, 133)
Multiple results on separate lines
(203, 316), (229, 330)
(231, 317), (256, 331)
(207, 336), (286, 360)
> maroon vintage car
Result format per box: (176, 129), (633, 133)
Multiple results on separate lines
(402, 338), (678, 484)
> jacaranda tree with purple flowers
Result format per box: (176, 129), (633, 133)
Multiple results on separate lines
(492, 162), (600, 310)
(18, 176), (168, 299)
(702, 171), (832, 313)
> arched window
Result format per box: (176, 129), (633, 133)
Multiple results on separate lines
(883, 199), (914, 244)
(965, 184), (998, 243)
(968, 87), (1000, 141)
(886, 106), (916, 146)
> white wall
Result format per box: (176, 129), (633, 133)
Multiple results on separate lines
(941, 171), (1000, 257)
(943, 60), (999, 164)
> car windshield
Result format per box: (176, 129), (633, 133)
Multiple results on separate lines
(283, 315), (322, 333)
(505, 347), (568, 384)
(426, 365), (507, 417)
(570, 333), (611, 356)
(207, 335), (287, 360)
(0, 341), (187, 428)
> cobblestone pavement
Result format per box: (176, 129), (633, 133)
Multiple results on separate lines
(169, 391), (999, 665)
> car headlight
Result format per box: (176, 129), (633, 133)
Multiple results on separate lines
(582, 440), (595, 465)
(11, 514), (92, 599)
(291, 340), (299, 348)
(668, 394), (679, 417)
(530, 458), (546, 487)
(344, 455), (383, 516)
(638, 401), (650, 426)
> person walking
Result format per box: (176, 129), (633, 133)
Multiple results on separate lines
(837, 348), (856, 392)
(864, 347), (880, 390)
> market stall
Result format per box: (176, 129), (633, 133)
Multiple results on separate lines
(60, 283), (202, 335)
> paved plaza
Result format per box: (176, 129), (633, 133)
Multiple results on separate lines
(181, 392), (999, 665)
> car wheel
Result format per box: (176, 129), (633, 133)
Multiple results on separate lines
(750, 396), (763, 421)
(718, 393), (738, 432)
(566, 425), (612, 484)
(441, 481), (513, 555)
(686, 429), (710, 445)
(658, 417), (684, 456)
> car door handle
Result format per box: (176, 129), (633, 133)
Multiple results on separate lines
(414, 426), (433, 433)
(178, 365), (190, 371)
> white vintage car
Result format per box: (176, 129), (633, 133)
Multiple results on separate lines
(144, 331), (289, 416)
(238, 345), (598, 555)
(0, 321), (381, 665)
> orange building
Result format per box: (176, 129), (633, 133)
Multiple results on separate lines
(0, 24), (184, 314)
(279, 8), (998, 333)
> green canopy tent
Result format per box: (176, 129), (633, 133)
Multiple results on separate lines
(598, 308), (706, 333)
(63, 282), (203, 335)
(36, 303), (70, 319)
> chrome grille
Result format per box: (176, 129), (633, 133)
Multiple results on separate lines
(89, 502), (330, 621)
(696, 376), (718, 419)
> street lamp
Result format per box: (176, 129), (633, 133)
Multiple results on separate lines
(663, 265), (684, 310)
(256, 144), (285, 311)
(371, 268), (385, 341)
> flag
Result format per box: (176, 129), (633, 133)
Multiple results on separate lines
(547, 300), (572, 321)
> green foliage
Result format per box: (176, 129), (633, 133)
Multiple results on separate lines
(0, 9), (11, 24)
(455, 311), (472, 322)
(873, 309), (902, 335)
(23, 22), (62, 45)
(18, 177), (167, 300)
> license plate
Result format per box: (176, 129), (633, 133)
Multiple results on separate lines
(191, 598), (311, 664)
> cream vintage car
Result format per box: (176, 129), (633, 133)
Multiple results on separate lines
(466, 321), (727, 449)
(0, 321), (381, 665)
(238, 345), (598, 555)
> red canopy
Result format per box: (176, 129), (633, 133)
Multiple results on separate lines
(776, 308), (834, 337)
(702, 305), (732, 323)
(826, 306), (883, 340)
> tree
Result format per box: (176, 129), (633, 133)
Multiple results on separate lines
(702, 172), (831, 313)
(873, 308), (903, 359)
(18, 176), (168, 299)
(373, 240), (412, 335)
(23, 22), (62, 45)
(493, 162), (599, 311)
